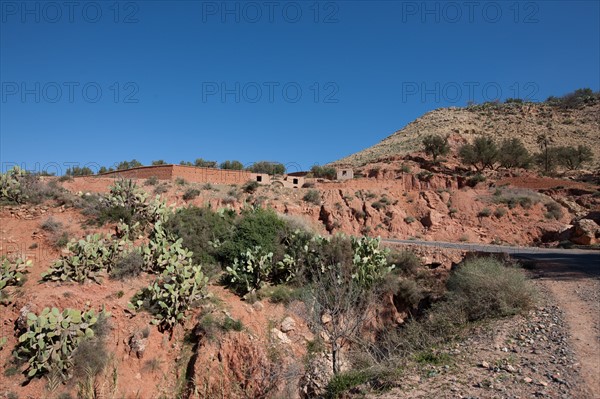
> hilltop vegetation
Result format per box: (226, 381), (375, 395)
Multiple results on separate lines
(332, 89), (600, 168)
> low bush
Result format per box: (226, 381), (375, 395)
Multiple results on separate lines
(164, 206), (235, 270)
(477, 208), (492, 218)
(144, 176), (159, 186)
(493, 207), (507, 218)
(182, 188), (201, 201)
(386, 250), (420, 276)
(404, 216), (416, 224)
(447, 257), (536, 321)
(544, 202), (563, 220)
(242, 180), (259, 194)
(110, 251), (144, 280)
(303, 189), (321, 205)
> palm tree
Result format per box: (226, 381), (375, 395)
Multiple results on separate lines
(536, 133), (553, 173)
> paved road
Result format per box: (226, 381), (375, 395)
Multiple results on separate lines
(382, 238), (600, 276)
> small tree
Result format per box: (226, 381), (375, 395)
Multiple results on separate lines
(116, 159), (143, 170)
(151, 160), (167, 165)
(194, 158), (218, 168)
(65, 166), (93, 176)
(220, 160), (244, 170)
(498, 138), (531, 169)
(310, 165), (337, 180)
(422, 134), (450, 163)
(459, 137), (498, 171)
(555, 145), (594, 170)
(536, 133), (554, 174)
(247, 161), (286, 175)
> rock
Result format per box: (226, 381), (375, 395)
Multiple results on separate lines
(569, 219), (599, 245)
(321, 313), (332, 324)
(480, 361), (490, 369)
(270, 328), (291, 344)
(280, 316), (296, 333)
(129, 331), (149, 359)
(523, 377), (533, 383)
(252, 301), (264, 311)
(420, 210), (443, 228)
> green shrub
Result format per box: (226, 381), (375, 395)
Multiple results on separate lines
(154, 184), (169, 194)
(144, 176), (159, 186)
(164, 206), (235, 270)
(477, 208), (492, 218)
(447, 257), (536, 321)
(310, 165), (337, 180)
(182, 188), (200, 201)
(242, 180), (260, 194)
(466, 173), (486, 186)
(404, 216), (416, 224)
(326, 370), (372, 398)
(14, 307), (110, 380)
(544, 202), (563, 220)
(387, 250), (420, 275)
(246, 161), (285, 175)
(110, 251), (144, 280)
(220, 160), (244, 170)
(221, 317), (244, 332)
(498, 138), (531, 169)
(459, 137), (499, 171)
(175, 177), (187, 186)
(493, 207), (507, 218)
(303, 190), (321, 205)
(218, 207), (286, 266)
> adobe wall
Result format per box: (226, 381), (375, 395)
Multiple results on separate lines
(99, 165), (266, 186)
(171, 165), (257, 185)
(99, 165), (174, 180)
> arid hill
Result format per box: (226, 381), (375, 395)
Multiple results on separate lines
(331, 101), (600, 168)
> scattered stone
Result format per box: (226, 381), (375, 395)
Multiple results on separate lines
(280, 316), (296, 333)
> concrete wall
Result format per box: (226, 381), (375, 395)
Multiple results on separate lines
(337, 169), (354, 180)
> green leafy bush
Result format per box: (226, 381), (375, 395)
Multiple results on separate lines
(14, 307), (110, 380)
(218, 207), (286, 266)
(182, 188), (200, 201)
(246, 161), (285, 175)
(477, 208), (492, 218)
(164, 206), (235, 269)
(220, 160), (244, 170)
(310, 165), (337, 180)
(459, 137), (498, 171)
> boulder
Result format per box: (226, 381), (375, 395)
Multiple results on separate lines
(570, 219), (599, 245)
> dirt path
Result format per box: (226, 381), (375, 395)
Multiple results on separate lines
(540, 276), (600, 399)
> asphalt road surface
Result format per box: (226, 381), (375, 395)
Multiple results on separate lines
(382, 238), (600, 277)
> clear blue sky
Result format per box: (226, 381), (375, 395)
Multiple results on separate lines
(1, 1), (599, 174)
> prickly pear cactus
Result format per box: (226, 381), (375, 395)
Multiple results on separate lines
(224, 246), (274, 295)
(350, 236), (393, 288)
(42, 234), (113, 284)
(129, 263), (209, 332)
(0, 256), (31, 304)
(0, 166), (28, 203)
(14, 307), (110, 380)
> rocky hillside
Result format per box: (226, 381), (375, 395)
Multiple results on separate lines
(331, 101), (600, 168)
